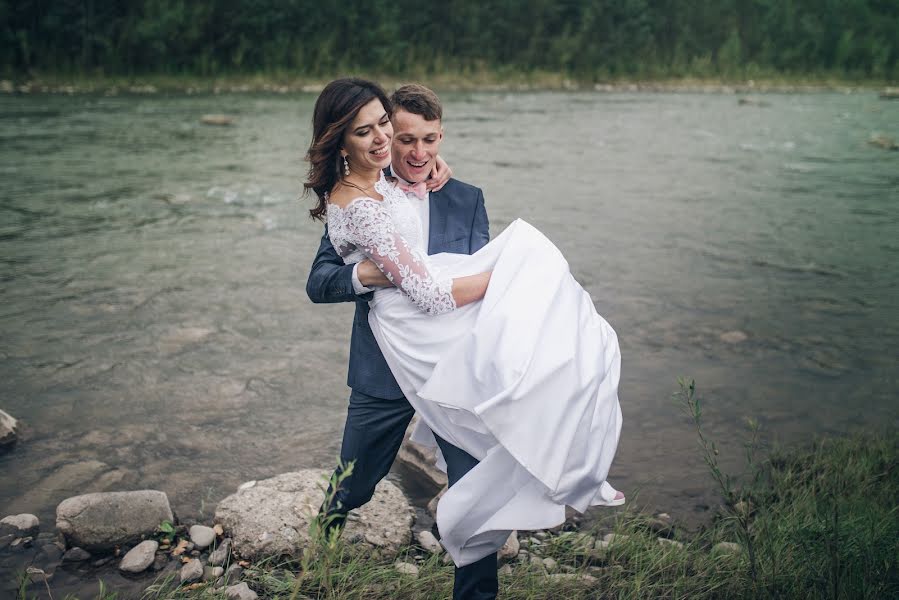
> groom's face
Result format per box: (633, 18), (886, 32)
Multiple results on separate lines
(390, 109), (443, 184)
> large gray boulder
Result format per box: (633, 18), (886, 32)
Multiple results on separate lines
(56, 490), (173, 550)
(215, 470), (413, 560)
(0, 409), (18, 448)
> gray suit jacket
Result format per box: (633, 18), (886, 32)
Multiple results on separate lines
(306, 178), (489, 399)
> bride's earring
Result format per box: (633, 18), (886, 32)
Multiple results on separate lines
(343, 156), (349, 176)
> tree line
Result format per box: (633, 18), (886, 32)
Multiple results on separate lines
(2, 0), (896, 80)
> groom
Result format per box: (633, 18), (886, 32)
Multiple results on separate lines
(306, 84), (497, 599)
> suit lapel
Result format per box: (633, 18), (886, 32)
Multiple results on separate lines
(428, 189), (447, 255)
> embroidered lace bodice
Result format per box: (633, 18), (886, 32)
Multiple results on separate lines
(327, 173), (456, 315)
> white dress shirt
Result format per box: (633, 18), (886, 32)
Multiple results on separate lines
(351, 173), (430, 295)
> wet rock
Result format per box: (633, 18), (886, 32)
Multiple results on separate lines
(868, 134), (898, 151)
(39, 543), (63, 563)
(63, 547), (91, 562)
(0, 513), (39, 537)
(10, 536), (32, 551)
(201, 115), (235, 126)
(180, 558), (203, 583)
(712, 541), (742, 556)
(720, 330), (748, 344)
(647, 517), (673, 536)
(224, 582), (258, 600)
(119, 540), (158, 573)
(26, 567), (51, 584)
(0, 409), (18, 449)
(426, 486), (447, 519)
(394, 561), (419, 578)
(56, 490), (173, 550)
(91, 556), (113, 567)
(397, 418), (448, 489)
(497, 531), (519, 562)
(189, 525), (216, 549)
(209, 538), (232, 566)
(215, 469), (413, 560)
(416, 530), (443, 554)
(0, 534), (15, 550)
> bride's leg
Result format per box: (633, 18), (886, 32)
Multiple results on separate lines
(434, 435), (499, 600)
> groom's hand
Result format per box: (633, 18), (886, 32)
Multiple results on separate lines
(426, 155), (452, 192)
(357, 260), (394, 288)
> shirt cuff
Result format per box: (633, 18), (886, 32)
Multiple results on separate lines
(352, 263), (375, 295)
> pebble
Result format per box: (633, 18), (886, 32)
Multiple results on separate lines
(497, 531), (519, 562)
(204, 565), (225, 581)
(603, 533), (630, 545)
(542, 557), (558, 572)
(224, 582), (258, 600)
(534, 531), (548, 540)
(11, 536), (32, 549)
(712, 541), (742, 555)
(63, 547), (91, 562)
(223, 563), (244, 584)
(394, 561), (419, 578)
(498, 564), (513, 575)
(208, 538), (232, 566)
(92, 557), (113, 567)
(119, 540), (159, 573)
(180, 558), (204, 583)
(548, 573), (598, 584)
(189, 524), (216, 549)
(416, 530), (443, 554)
(529, 555), (544, 569)
(442, 552), (454, 565)
(720, 330), (748, 344)
(1, 514), (39, 536)
(658, 538), (684, 549)
(152, 553), (169, 571)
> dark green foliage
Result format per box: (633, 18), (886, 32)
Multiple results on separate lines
(1, 0), (896, 79)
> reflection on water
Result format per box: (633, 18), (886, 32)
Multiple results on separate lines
(0, 91), (897, 556)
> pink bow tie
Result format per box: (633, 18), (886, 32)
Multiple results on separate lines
(397, 180), (428, 200)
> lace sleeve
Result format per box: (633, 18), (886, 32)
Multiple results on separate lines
(337, 198), (456, 315)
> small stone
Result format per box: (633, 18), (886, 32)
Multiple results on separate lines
(201, 114), (235, 126)
(0, 534), (14, 550)
(224, 582), (258, 600)
(497, 531), (519, 562)
(26, 567), (52, 584)
(209, 538), (232, 566)
(442, 552), (454, 565)
(548, 573), (597, 584)
(152, 553), (169, 571)
(602, 533), (630, 546)
(712, 541), (742, 556)
(180, 558), (204, 583)
(542, 557), (558, 572)
(720, 330), (748, 344)
(91, 557), (113, 567)
(647, 518), (673, 536)
(416, 530), (443, 554)
(394, 561), (419, 577)
(11, 536), (33, 549)
(63, 547), (91, 562)
(119, 540), (158, 573)
(204, 565), (225, 581)
(530, 555), (544, 569)
(534, 531), (548, 540)
(1, 514), (39, 537)
(189, 525), (216, 549)
(190, 549), (200, 557)
(734, 500), (752, 517)
(498, 564), (513, 575)
(517, 550), (529, 562)
(658, 538), (684, 549)
(221, 563), (243, 584)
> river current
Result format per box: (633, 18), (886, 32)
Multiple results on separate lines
(0, 90), (897, 590)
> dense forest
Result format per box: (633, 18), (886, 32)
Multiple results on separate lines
(2, 0), (897, 80)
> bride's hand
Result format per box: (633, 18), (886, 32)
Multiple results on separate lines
(427, 155), (453, 192)
(358, 260), (393, 288)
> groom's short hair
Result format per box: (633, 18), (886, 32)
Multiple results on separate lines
(390, 84), (442, 122)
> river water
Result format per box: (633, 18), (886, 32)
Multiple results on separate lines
(0, 90), (897, 591)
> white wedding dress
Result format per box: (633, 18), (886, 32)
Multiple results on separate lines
(327, 174), (623, 567)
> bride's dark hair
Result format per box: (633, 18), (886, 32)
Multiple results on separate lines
(304, 78), (393, 221)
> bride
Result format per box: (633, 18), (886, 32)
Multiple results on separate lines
(306, 79), (623, 568)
